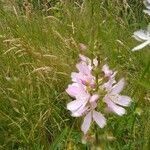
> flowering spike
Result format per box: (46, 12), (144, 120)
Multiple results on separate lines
(66, 54), (132, 134)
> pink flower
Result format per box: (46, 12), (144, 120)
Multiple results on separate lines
(67, 95), (90, 117)
(66, 83), (90, 117)
(71, 72), (95, 87)
(79, 54), (98, 69)
(66, 83), (90, 99)
(104, 78), (132, 116)
(67, 92), (99, 119)
(102, 64), (113, 78)
(71, 62), (96, 87)
(79, 43), (87, 51)
(81, 110), (106, 134)
(102, 64), (117, 90)
(72, 94), (99, 117)
(79, 54), (91, 65)
(66, 54), (132, 134)
(76, 62), (91, 76)
(80, 95), (106, 134)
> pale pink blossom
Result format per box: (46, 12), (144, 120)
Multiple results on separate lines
(76, 62), (91, 76)
(79, 54), (91, 65)
(79, 43), (87, 51)
(67, 92), (99, 118)
(80, 94), (106, 134)
(66, 83), (84, 95)
(70, 94), (99, 117)
(79, 54), (98, 70)
(66, 83), (91, 117)
(71, 72), (95, 87)
(66, 54), (132, 134)
(104, 78), (132, 116)
(81, 110), (106, 134)
(102, 64), (117, 90)
(132, 0), (150, 51)
(67, 97), (89, 117)
(102, 64), (113, 78)
(71, 62), (96, 87)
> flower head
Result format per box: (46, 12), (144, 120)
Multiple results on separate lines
(143, 0), (150, 15)
(132, 25), (150, 51)
(66, 54), (132, 134)
(104, 78), (132, 116)
(132, 0), (150, 51)
(71, 62), (96, 87)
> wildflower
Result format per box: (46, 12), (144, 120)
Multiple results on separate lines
(102, 64), (113, 78)
(66, 83), (88, 98)
(79, 43), (87, 51)
(81, 95), (106, 134)
(66, 54), (131, 134)
(66, 83), (90, 117)
(143, 0), (150, 15)
(81, 110), (106, 134)
(71, 60), (96, 87)
(104, 78), (132, 116)
(132, 25), (150, 51)
(102, 64), (117, 90)
(79, 54), (98, 69)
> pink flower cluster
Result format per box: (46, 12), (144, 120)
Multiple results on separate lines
(66, 54), (131, 134)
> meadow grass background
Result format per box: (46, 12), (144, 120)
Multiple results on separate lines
(0, 0), (149, 149)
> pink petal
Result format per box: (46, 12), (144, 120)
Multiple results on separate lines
(112, 95), (132, 107)
(71, 72), (82, 83)
(76, 63), (91, 75)
(104, 106), (113, 113)
(79, 43), (87, 51)
(71, 106), (88, 117)
(79, 54), (87, 62)
(71, 72), (95, 86)
(102, 78), (116, 91)
(102, 64), (113, 77)
(93, 110), (106, 128)
(90, 102), (97, 109)
(81, 111), (92, 134)
(89, 94), (99, 103)
(104, 98), (126, 116)
(67, 100), (84, 111)
(79, 54), (91, 65)
(66, 84), (81, 97)
(66, 83), (89, 99)
(111, 78), (125, 94)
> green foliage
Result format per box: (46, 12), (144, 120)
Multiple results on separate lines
(0, 0), (149, 149)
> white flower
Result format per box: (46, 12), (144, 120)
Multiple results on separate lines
(143, 0), (150, 15)
(132, 25), (150, 51)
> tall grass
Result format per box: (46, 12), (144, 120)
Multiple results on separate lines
(0, 0), (149, 149)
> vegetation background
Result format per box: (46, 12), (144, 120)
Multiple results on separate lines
(0, 0), (149, 149)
